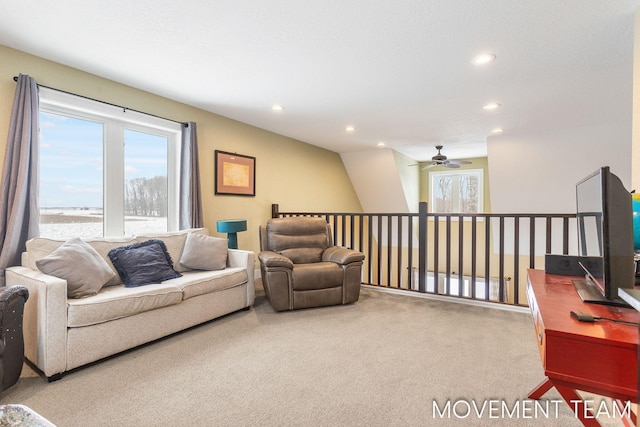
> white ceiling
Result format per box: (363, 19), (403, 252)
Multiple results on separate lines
(1, 0), (638, 161)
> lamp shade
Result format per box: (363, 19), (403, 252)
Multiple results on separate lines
(216, 220), (247, 233)
(216, 220), (248, 249)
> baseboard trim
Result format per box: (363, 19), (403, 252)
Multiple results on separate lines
(361, 284), (529, 314)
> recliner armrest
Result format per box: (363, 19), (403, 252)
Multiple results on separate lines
(258, 251), (294, 269)
(0, 285), (29, 306)
(322, 247), (365, 265)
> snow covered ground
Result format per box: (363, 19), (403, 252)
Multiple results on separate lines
(40, 208), (166, 239)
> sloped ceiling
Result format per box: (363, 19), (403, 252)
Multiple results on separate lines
(0, 0), (638, 161)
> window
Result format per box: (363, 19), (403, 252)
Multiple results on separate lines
(429, 169), (483, 214)
(39, 87), (182, 239)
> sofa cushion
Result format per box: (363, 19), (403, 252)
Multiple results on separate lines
(135, 228), (209, 273)
(108, 240), (182, 287)
(67, 283), (183, 327)
(291, 262), (344, 291)
(167, 268), (248, 300)
(35, 238), (116, 298)
(179, 233), (228, 271)
(24, 236), (135, 277)
(84, 238), (137, 286)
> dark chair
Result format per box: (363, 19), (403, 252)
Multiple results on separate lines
(0, 285), (29, 392)
(258, 217), (365, 311)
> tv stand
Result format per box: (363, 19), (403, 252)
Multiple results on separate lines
(572, 278), (632, 308)
(527, 269), (638, 426)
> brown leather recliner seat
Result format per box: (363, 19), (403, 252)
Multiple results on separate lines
(258, 217), (365, 311)
(0, 285), (29, 393)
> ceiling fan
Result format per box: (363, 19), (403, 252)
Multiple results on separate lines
(421, 145), (472, 170)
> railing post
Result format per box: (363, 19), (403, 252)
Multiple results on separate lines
(418, 201), (427, 293)
(271, 204), (279, 218)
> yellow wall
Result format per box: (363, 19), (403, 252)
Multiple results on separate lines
(0, 45), (362, 259)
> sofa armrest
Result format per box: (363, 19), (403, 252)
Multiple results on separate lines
(5, 266), (68, 378)
(227, 249), (255, 307)
(258, 251), (294, 269)
(322, 247), (365, 265)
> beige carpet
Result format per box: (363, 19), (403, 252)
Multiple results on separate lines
(0, 285), (619, 426)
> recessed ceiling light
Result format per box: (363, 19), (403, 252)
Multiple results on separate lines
(472, 53), (496, 65)
(490, 128), (504, 134)
(345, 125), (355, 132)
(483, 102), (501, 111)
(377, 142), (385, 147)
(272, 104), (284, 111)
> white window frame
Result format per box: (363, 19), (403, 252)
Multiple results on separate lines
(429, 169), (484, 216)
(39, 87), (182, 237)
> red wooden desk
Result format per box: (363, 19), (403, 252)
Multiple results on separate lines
(526, 269), (638, 427)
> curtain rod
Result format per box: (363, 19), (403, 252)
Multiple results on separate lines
(13, 76), (188, 127)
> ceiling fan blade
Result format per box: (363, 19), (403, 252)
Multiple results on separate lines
(421, 163), (438, 170)
(448, 159), (472, 165)
(444, 163), (460, 168)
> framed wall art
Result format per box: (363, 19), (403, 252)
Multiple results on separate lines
(214, 150), (256, 196)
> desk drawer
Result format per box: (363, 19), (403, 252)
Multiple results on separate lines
(526, 281), (546, 365)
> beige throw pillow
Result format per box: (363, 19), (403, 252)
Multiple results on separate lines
(36, 237), (116, 298)
(179, 233), (228, 271)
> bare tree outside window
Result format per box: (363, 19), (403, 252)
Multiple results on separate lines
(124, 176), (168, 217)
(459, 174), (479, 213)
(124, 129), (168, 236)
(433, 175), (453, 213)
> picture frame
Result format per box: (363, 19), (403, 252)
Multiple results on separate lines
(214, 150), (256, 196)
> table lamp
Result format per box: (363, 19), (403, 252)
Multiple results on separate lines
(216, 219), (247, 249)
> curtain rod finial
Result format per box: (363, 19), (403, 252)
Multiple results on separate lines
(12, 76), (18, 82)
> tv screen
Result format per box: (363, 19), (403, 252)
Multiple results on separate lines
(575, 166), (634, 303)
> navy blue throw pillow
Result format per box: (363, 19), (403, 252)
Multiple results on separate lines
(108, 239), (182, 287)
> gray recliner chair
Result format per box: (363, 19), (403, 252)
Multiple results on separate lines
(258, 217), (365, 311)
(0, 285), (29, 393)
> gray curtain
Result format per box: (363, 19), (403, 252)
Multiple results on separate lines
(179, 121), (203, 229)
(0, 74), (39, 285)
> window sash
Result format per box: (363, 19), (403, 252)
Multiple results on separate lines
(39, 87), (181, 237)
(429, 169), (484, 215)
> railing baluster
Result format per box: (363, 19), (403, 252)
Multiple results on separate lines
(350, 214), (355, 250)
(471, 216), (477, 299)
(563, 217), (569, 255)
(367, 214), (373, 284)
(458, 215), (464, 297)
(387, 216), (393, 287)
(529, 216), (536, 269)
(377, 215), (383, 285)
(418, 202), (427, 293)
(358, 215), (363, 253)
(445, 216), (451, 295)
(499, 217), (505, 302)
(485, 217), (490, 300)
(408, 214), (414, 291)
(546, 217), (552, 254)
(514, 216), (520, 305)
(433, 214), (439, 294)
(397, 215), (403, 289)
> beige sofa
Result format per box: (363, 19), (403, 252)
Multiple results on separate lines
(5, 228), (255, 380)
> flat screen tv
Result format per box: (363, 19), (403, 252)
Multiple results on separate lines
(574, 166), (634, 306)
